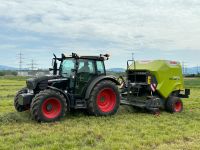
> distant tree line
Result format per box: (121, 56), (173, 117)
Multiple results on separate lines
(0, 71), (17, 76)
(185, 73), (200, 78)
(107, 71), (125, 77)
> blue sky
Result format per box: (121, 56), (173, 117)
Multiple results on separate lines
(0, 0), (200, 69)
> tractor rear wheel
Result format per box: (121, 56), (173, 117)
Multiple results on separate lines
(30, 89), (67, 122)
(14, 87), (29, 112)
(87, 80), (120, 116)
(166, 96), (183, 113)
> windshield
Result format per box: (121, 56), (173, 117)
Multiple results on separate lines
(60, 58), (76, 77)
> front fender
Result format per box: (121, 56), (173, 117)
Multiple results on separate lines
(48, 86), (70, 110)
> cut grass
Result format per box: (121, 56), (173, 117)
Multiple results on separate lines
(0, 77), (199, 150)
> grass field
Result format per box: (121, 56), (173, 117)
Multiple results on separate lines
(0, 77), (199, 150)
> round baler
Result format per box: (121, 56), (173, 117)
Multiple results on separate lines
(120, 60), (190, 113)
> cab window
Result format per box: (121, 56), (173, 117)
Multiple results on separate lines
(61, 59), (75, 77)
(96, 61), (105, 74)
(78, 59), (95, 74)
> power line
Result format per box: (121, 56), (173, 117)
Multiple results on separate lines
(182, 61), (188, 75)
(182, 62), (184, 74)
(17, 51), (24, 74)
(27, 59), (38, 71)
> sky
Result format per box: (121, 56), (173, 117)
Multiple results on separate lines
(0, 0), (200, 69)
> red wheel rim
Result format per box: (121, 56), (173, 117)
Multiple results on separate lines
(97, 88), (117, 112)
(174, 101), (182, 112)
(42, 98), (62, 119)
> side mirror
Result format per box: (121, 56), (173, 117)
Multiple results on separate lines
(127, 60), (134, 69)
(53, 58), (58, 75)
(49, 58), (57, 74)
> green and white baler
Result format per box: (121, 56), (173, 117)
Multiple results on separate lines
(120, 60), (190, 113)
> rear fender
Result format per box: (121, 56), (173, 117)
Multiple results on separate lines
(84, 75), (120, 100)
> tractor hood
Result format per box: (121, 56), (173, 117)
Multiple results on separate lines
(26, 75), (60, 90)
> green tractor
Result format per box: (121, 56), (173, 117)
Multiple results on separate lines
(14, 53), (190, 122)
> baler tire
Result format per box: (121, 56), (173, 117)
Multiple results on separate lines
(87, 80), (120, 116)
(14, 87), (29, 112)
(30, 89), (67, 122)
(166, 97), (183, 113)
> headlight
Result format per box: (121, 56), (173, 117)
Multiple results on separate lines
(26, 78), (37, 90)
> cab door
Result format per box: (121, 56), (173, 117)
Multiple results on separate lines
(75, 59), (96, 97)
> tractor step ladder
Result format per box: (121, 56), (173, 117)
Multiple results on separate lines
(75, 99), (87, 109)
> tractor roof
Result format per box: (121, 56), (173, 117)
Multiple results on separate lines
(79, 56), (104, 60)
(62, 53), (110, 61)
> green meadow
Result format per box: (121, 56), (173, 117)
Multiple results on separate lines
(0, 77), (199, 150)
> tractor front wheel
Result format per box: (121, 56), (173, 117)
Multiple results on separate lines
(30, 89), (67, 122)
(87, 80), (120, 116)
(14, 87), (29, 112)
(166, 97), (183, 113)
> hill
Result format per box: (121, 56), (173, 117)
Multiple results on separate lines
(0, 65), (17, 70)
(107, 68), (125, 72)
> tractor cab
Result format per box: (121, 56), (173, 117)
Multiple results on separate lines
(51, 53), (108, 98)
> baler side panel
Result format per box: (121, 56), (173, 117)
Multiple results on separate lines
(129, 60), (185, 99)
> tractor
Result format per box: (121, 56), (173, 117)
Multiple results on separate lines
(15, 53), (120, 122)
(14, 53), (190, 122)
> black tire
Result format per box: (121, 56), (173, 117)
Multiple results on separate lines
(14, 87), (29, 112)
(87, 80), (120, 116)
(30, 89), (67, 122)
(166, 96), (183, 113)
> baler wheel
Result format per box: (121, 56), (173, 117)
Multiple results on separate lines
(166, 97), (183, 113)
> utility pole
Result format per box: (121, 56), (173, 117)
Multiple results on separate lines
(182, 61), (188, 75)
(197, 64), (199, 75)
(17, 51), (24, 75)
(182, 62), (185, 74)
(27, 59), (38, 71)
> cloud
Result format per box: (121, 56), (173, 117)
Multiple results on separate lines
(0, 0), (200, 68)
